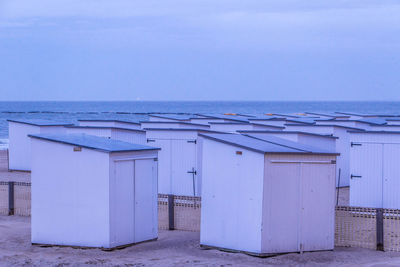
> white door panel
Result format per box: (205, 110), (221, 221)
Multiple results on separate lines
(300, 163), (335, 251)
(113, 160), (135, 246)
(383, 144), (400, 209)
(134, 159), (157, 242)
(171, 140), (197, 196)
(265, 162), (300, 252)
(350, 143), (383, 208)
(151, 139), (171, 194)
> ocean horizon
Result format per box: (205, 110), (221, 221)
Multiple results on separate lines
(1, 100), (400, 147)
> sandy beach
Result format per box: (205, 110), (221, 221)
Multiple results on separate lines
(0, 215), (400, 266)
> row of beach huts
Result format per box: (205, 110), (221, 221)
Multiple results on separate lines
(6, 111), (400, 256)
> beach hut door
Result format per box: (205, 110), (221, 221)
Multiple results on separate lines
(113, 160), (135, 246)
(171, 139), (197, 196)
(134, 159), (157, 242)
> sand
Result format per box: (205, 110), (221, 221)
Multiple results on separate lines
(0, 150), (30, 182)
(1, 216), (400, 267)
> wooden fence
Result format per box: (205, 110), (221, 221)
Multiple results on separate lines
(335, 206), (400, 252)
(0, 181), (31, 216)
(158, 194), (201, 232)
(3, 183), (400, 251)
(0, 183), (201, 231)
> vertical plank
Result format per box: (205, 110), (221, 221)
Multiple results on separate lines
(8, 181), (14, 215)
(168, 194), (175, 230)
(377, 208), (384, 251)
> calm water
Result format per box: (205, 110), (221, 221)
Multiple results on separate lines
(1, 101), (400, 146)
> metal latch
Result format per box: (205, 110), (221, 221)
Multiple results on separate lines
(351, 142), (362, 147)
(187, 170), (197, 175)
(351, 174), (362, 179)
(187, 140), (197, 144)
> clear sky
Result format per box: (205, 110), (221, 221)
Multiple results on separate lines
(0, 0), (399, 101)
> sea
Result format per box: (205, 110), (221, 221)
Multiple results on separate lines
(1, 101), (400, 149)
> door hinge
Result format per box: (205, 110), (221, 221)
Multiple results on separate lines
(351, 174), (362, 179)
(351, 142), (362, 147)
(147, 139), (156, 143)
(187, 140), (197, 144)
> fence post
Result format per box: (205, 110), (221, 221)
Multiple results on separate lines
(376, 208), (384, 251)
(8, 181), (14, 216)
(168, 194), (175, 230)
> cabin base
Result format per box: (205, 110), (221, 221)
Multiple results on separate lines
(200, 244), (333, 258)
(32, 237), (158, 251)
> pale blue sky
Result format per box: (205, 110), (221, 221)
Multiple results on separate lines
(0, 0), (399, 101)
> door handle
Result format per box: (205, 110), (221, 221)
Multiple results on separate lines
(351, 175), (362, 179)
(187, 170), (197, 175)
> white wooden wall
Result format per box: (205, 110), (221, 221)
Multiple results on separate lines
(200, 138), (265, 254)
(145, 130), (200, 196)
(350, 133), (400, 208)
(8, 123), (66, 171)
(141, 121), (209, 130)
(9, 123), (40, 171)
(109, 154), (158, 246)
(209, 123), (253, 132)
(31, 139), (111, 247)
(284, 125), (350, 187)
(112, 129), (146, 145)
(66, 127), (112, 138)
(262, 154), (336, 253)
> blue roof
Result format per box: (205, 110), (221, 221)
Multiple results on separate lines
(237, 130), (338, 139)
(285, 123), (366, 131)
(285, 118), (317, 125)
(65, 126), (145, 132)
(243, 134), (336, 154)
(199, 133), (338, 155)
(7, 119), (73, 126)
(356, 118), (388, 125)
(196, 114), (249, 123)
(28, 134), (159, 153)
(78, 119), (140, 125)
(148, 114), (200, 121)
(140, 121), (210, 127)
(305, 112), (350, 118)
(348, 130), (400, 134)
(334, 112), (399, 117)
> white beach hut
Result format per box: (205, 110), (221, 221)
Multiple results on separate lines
(7, 119), (73, 171)
(284, 124), (365, 187)
(148, 114), (209, 122)
(385, 118), (400, 126)
(315, 119), (386, 129)
(366, 125), (400, 131)
(145, 128), (225, 197)
(29, 134), (159, 249)
(305, 112), (351, 120)
(208, 122), (284, 132)
(349, 131), (400, 209)
(248, 117), (287, 127)
(238, 130), (337, 151)
(199, 133), (338, 256)
(65, 126), (146, 144)
(78, 119), (142, 130)
(140, 121), (210, 130)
